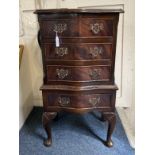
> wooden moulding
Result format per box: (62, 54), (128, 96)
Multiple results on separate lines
(40, 84), (118, 91)
(34, 9), (124, 14)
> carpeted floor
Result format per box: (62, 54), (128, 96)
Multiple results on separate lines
(19, 107), (135, 155)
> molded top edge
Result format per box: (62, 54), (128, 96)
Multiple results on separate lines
(34, 9), (124, 14)
(40, 85), (118, 91)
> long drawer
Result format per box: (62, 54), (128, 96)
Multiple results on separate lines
(43, 43), (112, 61)
(43, 93), (113, 108)
(39, 16), (114, 38)
(46, 65), (111, 83)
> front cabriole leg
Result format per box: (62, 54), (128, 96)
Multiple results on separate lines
(102, 112), (116, 147)
(42, 112), (57, 147)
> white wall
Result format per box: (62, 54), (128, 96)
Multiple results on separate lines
(19, 38), (34, 129)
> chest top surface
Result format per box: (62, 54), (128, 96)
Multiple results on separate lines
(34, 8), (124, 14)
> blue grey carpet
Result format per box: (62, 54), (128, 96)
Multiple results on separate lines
(19, 107), (135, 155)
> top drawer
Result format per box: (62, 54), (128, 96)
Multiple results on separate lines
(40, 19), (79, 37)
(80, 18), (113, 37)
(39, 16), (114, 38)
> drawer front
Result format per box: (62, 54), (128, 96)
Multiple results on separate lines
(80, 18), (113, 37)
(40, 19), (79, 37)
(46, 93), (112, 108)
(44, 43), (112, 61)
(46, 65), (111, 82)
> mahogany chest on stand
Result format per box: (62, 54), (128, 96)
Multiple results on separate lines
(34, 9), (123, 147)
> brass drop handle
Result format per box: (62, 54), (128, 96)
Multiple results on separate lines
(56, 68), (69, 80)
(58, 96), (70, 106)
(89, 96), (100, 106)
(89, 47), (103, 58)
(55, 47), (68, 57)
(90, 23), (104, 34)
(89, 69), (101, 80)
(53, 23), (67, 33)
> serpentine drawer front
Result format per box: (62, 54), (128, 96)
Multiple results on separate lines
(46, 65), (111, 82)
(43, 43), (112, 61)
(43, 92), (115, 109)
(35, 9), (123, 148)
(39, 15), (114, 38)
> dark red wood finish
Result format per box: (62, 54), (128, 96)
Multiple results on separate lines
(40, 19), (79, 37)
(46, 65), (111, 82)
(80, 17), (113, 36)
(35, 8), (123, 148)
(45, 93), (113, 108)
(43, 43), (112, 61)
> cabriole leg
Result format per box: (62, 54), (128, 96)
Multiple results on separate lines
(102, 112), (116, 147)
(42, 112), (57, 147)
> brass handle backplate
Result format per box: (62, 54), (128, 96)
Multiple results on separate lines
(55, 47), (68, 57)
(90, 23), (104, 34)
(89, 47), (103, 58)
(89, 69), (101, 80)
(56, 68), (69, 80)
(53, 23), (67, 33)
(89, 96), (100, 106)
(58, 96), (70, 106)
